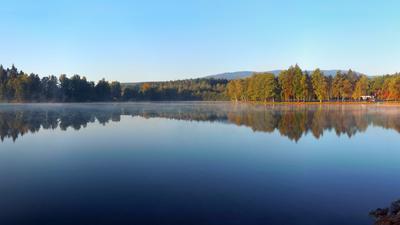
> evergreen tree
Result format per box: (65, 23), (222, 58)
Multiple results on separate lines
(110, 81), (122, 101)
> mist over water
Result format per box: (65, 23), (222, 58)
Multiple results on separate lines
(1, 102), (400, 142)
(0, 102), (399, 225)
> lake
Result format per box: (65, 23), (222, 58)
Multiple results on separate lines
(0, 102), (399, 225)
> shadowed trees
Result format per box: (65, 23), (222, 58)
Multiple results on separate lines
(122, 79), (228, 101)
(95, 79), (111, 101)
(59, 75), (95, 102)
(110, 81), (122, 101)
(0, 65), (227, 102)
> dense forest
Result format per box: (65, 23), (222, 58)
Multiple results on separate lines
(1, 64), (400, 102)
(226, 65), (400, 102)
(122, 79), (228, 101)
(0, 65), (228, 102)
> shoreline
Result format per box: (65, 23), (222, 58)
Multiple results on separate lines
(229, 101), (400, 106)
(2, 100), (400, 105)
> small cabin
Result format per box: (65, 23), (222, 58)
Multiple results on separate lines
(360, 95), (374, 101)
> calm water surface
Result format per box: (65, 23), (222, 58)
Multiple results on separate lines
(0, 102), (399, 225)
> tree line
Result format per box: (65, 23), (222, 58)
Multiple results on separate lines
(2, 64), (400, 102)
(122, 79), (228, 101)
(0, 65), (228, 102)
(226, 65), (400, 102)
(0, 65), (123, 102)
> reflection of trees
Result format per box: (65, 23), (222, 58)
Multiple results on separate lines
(223, 104), (400, 141)
(1, 104), (400, 142)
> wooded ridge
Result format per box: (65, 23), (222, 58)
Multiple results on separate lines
(1, 64), (399, 102)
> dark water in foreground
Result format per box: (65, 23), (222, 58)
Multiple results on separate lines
(0, 102), (399, 225)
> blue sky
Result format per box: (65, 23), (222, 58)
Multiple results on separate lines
(0, 0), (399, 82)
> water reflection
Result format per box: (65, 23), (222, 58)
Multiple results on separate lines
(1, 102), (400, 142)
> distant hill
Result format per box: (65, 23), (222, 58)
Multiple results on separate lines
(204, 71), (255, 80)
(205, 70), (364, 80)
(121, 70), (365, 87)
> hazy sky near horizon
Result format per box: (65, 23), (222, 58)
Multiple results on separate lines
(0, 0), (399, 82)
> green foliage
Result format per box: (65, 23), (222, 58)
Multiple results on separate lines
(387, 76), (400, 100)
(226, 73), (279, 102)
(110, 81), (122, 100)
(352, 75), (369, 100)
(311, 69), (328, 102)
(0, 65), (228, 102)
(227, 65), (400, 103)
(332, 72), (344, 100)
(123, 79), (228, 101)
(2, 64), (400, 103)
(95, 79), (111, 101)
(278, 69), (292, 101)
